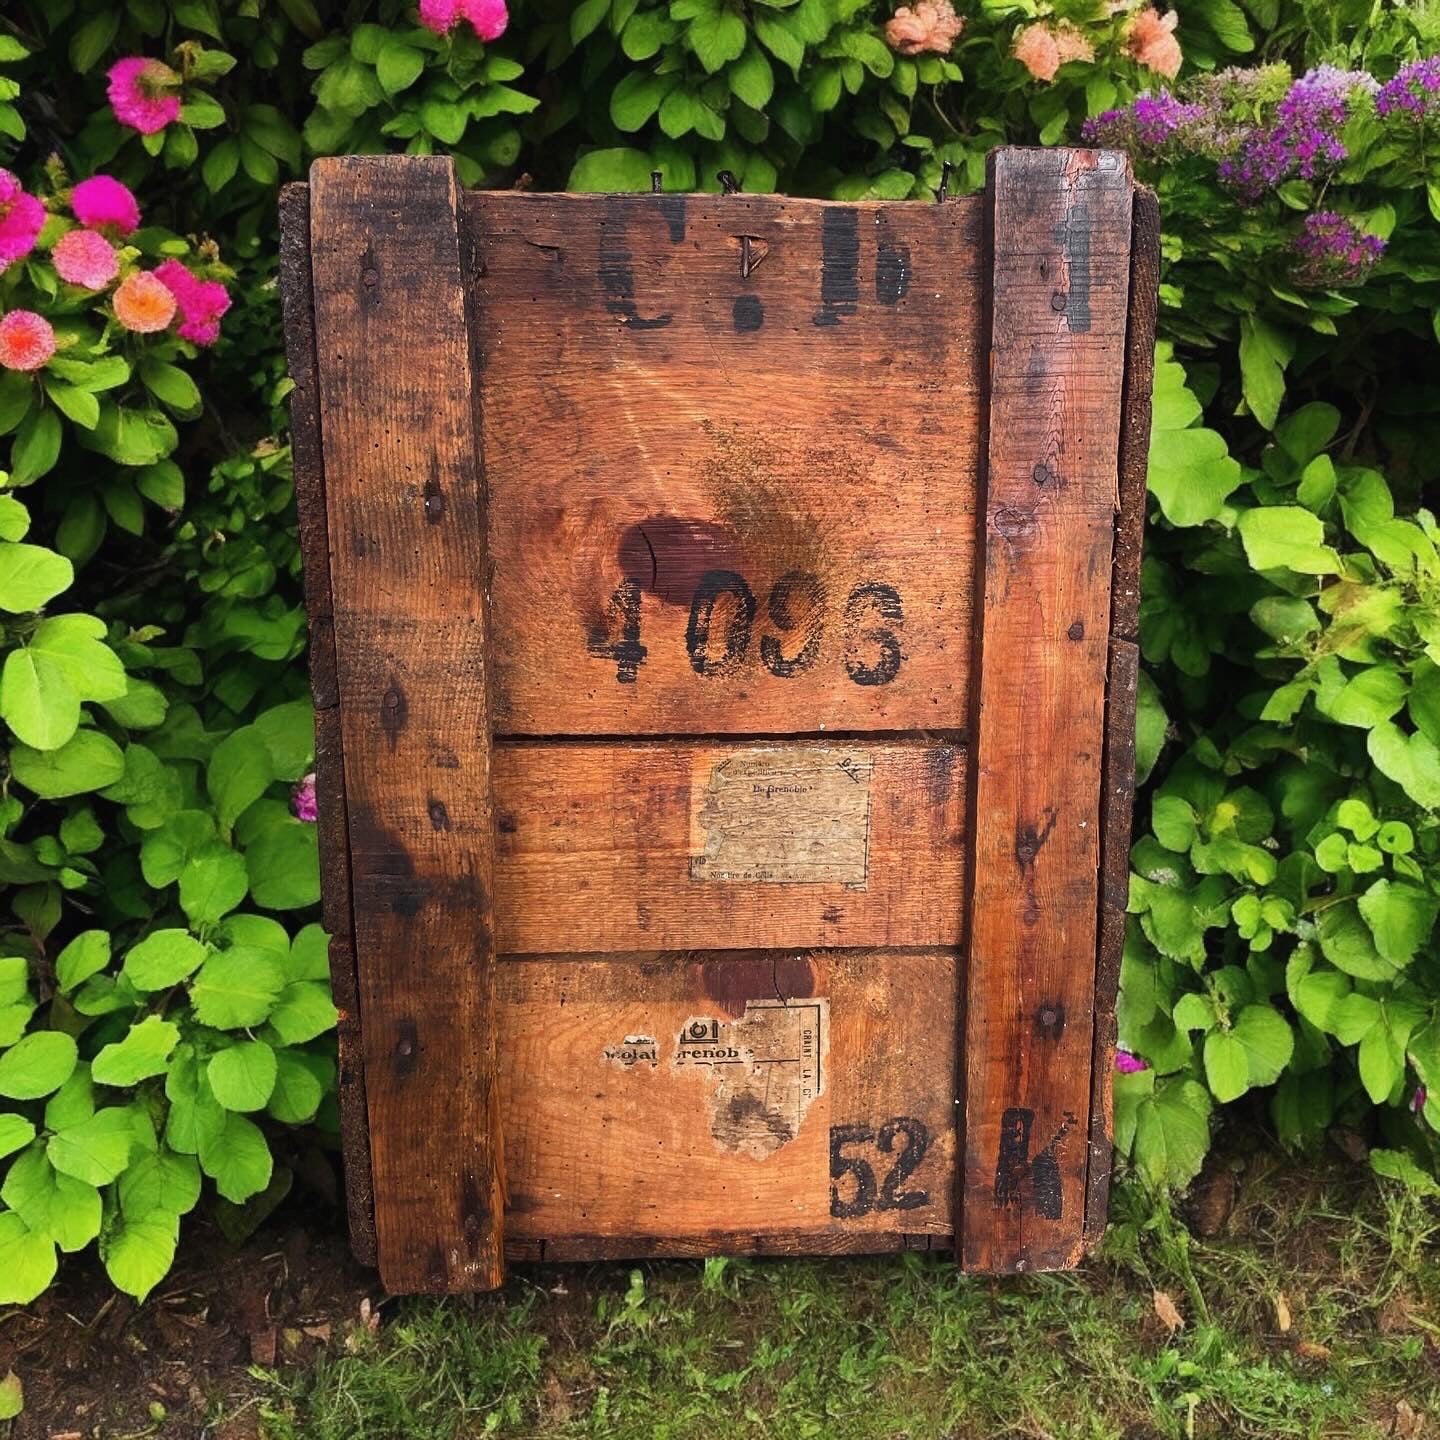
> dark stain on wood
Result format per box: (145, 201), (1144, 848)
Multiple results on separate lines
(1054, 203), (1092, 333)
(732, 293), (764, 332)
(598, 232), (673, 331)
(616, 516), (739, 607)
(656, 195), (687, 244)
(875, 238), (911, 305)
(1067, 619), (1085, 641)
(1034, 1002), (1066, 1041)
(427, 797), (452, 832)
(379, 681), (408, 752)
(699, 953), (815, 1017)
(423, 457), (446, 524)
(393, 1018), (420, 1078)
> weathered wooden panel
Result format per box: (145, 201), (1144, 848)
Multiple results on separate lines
(960, 149), (1133, 1272)
(466, 193), (983, 737)
(496, 950), (957, 1244)
(308, 156), (504, 1293)
(492, 741), (967, 954)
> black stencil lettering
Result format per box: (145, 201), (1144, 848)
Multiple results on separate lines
(686, 569), (756, 677)
(843, 581), (904, 687)
(993, 1106), (1073, 1219)
(587, 577), (648, 683)
(829, 1124), (878, 1219)
(760, 569), (825, 679)
(831, 1117), (932, 1218)
(876, 1117), (930, 1211)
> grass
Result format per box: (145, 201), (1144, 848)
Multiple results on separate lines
(251, 1154), (1440, 1439)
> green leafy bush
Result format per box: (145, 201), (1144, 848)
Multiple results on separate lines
(0, 0), (1436, 1302)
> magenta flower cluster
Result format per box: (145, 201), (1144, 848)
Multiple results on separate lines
(1083, 93), (1204, 152)
(1376, 55), (1440, 119)
(1291, 211), (1385, 289)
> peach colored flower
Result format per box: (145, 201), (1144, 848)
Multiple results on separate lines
(1053, 23), (1095, 65)
(884, 1), (964, 56)
(53, 229), (120, 290)
(0, 311), (57, 372)
(1127, 7), (1182, 79)
(1013, 22), (1060, 82)
(113, 270), (177, 333)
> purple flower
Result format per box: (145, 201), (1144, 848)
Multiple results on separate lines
(292, 772), (318, 823)
(1082, 93), (1206, 153)
(1376, 56), (1440, 119)
(1414, 1086), (1428, 1114)
(1219, 66), (1371, 199)
(1115, 1050), (1150, 1075)
(1292, 210), (1385, 288)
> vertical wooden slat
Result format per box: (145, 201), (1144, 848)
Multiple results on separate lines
(1085, 188), (1161, 1246)
(306, 155), (504, 1292)
(961, 148), (1134, 1272)
(278, 182), (377, 1266)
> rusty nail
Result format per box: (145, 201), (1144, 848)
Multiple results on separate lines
(650, 171), (663, 193)
(936, 160), (954, 203)
(740, 235), (753, 278)
(717, 169), (741, 195)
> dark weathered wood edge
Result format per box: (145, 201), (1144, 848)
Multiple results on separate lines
(505, 1230), (954, 1263)
(278, 181), (377, 1269)
(1083, 186), (1160, 1248)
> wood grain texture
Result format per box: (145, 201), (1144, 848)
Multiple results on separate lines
(506, 1230), (952, 1263)
(464, 193), (984, 737)
(1085, 190), (1160, 1245)
(961, 148), (1134, 1272)
(307, 155), (503, 1292)
(278, 184), (375, 1266)
(492, 740), (967, 954)
(496, 950), (957, 1244)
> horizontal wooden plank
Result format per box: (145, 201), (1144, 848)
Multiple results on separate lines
(464, 192), (984, 736)
(492, 741), (967, 953)
(496, 950), (957, 1244)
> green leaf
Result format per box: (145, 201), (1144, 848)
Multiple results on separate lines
(0, 1372), (21, 1421)
(1239, 315), (1293, 430)
(0, 494), (28, 542)
(1317, 664), (1407, 727)
(10, 728), (125, 798)
(755, 12), (805, 71)
(207, 726), (275, 834)
(189, 946), (285, 1029)
(206, 1041), (277, 1112)
(287, 924), (332, 982)
(198, 1112), (273, 1203)
(0, 1032), (77, 1100)
(44, 381), (99, 430)
(139, 360), (202, 417)
(164, 1046), (226, 1155)
(118, 1148), (201, 1221)
(571, 0), (610, 42)
(267, 980), (338, 1045)
(1371, 1148), (1440, 1198)
(610, 69), (676, 131)
(728, 44), (774, 109)
(687, 7), (746, 70)
(1, 1146), (101, 1252)
(10, 407), (62, 486)
(267, 1050), (325, 1124)
(568, 147), (657, 193)
(1236, 506), (1342, 575)
(46, 1107), (135, 1185)
(376, 37), (425, 95)
(202, 137), (240, 191)
(44, 1067), (93, 1132)
(1231, 1004), (1294, 1086)
(1357, 879), (1438, 968)
(91, 1017), (180, 1087)
(1203, 1029), (1250, 1103)
(0, 1115), (36, 1161)
(123, 929), (208, 992)
(1367, 723), (1440, 810)
(245, 818), (320, 910)
(1134, 671), (1167, 785)
(252, 701), (313, 782)
(179, 843), (250, 926)
(102, 1209), (180, 1301)
(0, 1212), (57, 1304)
(1319, 902), (1397, 981)
(0, 543), (72, 613)
(1132, 1078), (1212, 1188)
(30, 614), (127, 703)
(0, 647), (78, 750)
(622, 10), (677, 59)
(1146, 359), (1242, 525)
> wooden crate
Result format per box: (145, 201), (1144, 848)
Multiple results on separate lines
(278, 147), (1159, 1293)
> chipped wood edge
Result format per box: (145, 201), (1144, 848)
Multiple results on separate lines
(1083, 186), (1160, 1249)
(505, 1230), (954, 1263)
(278, 181), (378, 1269)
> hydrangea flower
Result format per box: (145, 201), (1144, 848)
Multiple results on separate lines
(1126, 7), (1182, 79)
(154, 258), (232, 346)
(1376, 56), (1440, 119)
(113, 270), (178, 333)
(0, 169), (45, 268)
(53, 229), (120, 290)
(107, 57), (182, 135)
(1292, 211), (1385, 288)
(1114, 1050), (1149, 1074)
(71, 175), (141, 237)
(885, 1), (964, 56)
(419, 0), (508, 40)
(1013, 22), (1061, 82)
(292, 773), (318, 823)
(0, 311), (57, 372)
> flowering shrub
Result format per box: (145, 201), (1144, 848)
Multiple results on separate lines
(0, 0), (1436, 1305)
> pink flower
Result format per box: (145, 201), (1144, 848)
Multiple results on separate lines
(1013, 22), (1060, 82)
(1414, 1086), (1427, 1114)
(1126, 7), (1182, 79)
(418, 0), (460, 33)
(113, 270), (178, 333)
(53, 229), (120, 290)
(0, 169), (45, 268)
(292, 773), (318, 823)
(71, 175), (141, 237)
(459, 0), (508, 40)
(884, 1), (963, 55)
(1053, 23), (1095, 65)
(154, 258), (232, 346)
(107, 57), (182, 136)
(1114, 1050), (1149, 1074)
(0, 311), (57, 372)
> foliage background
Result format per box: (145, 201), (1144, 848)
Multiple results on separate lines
(0, 0), (1436, 1305)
